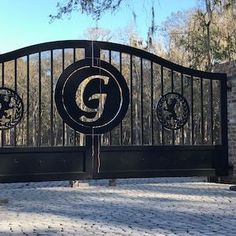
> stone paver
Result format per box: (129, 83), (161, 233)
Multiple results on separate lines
(0, 178), (235, 235)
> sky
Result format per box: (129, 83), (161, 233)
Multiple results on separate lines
(0, 0), (199, 53)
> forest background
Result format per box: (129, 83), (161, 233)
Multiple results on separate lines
(0, 0), (234, 147)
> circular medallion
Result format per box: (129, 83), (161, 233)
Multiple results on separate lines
(55, 58), (129, 134)
(156, 92), (189, 130)
(0, 88), (24, 130)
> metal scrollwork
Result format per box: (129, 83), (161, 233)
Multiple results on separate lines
(0, 88), (24, 130)
(156, 92), (189, 130)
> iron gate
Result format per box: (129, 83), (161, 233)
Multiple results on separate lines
(0, 40), (228, 183)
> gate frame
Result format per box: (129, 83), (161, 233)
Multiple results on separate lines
(0, 40), (229, 183)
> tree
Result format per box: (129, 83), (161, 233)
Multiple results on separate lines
(84, 27), (112, 41)
(50, 0), (161, 50)
(49, 0), (125, 21)
(159, 0), (236, 70)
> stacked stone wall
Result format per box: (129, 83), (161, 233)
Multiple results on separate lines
(214, 61), (236, 182)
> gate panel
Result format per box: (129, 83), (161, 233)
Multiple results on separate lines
(93, 41), (228, 178)
(0, 41), (93, 182)
(0, 40), (229, 182)
(95, 146), (227, 179)
(0, 147), (89, 183)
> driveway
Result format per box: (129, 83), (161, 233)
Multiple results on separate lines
(0, 178), (235, 235)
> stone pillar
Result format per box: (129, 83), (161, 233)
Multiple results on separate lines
(214, 61), (236, 183)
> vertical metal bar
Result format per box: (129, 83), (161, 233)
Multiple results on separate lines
(171, 69), (174, 92)
(14, 59), (17, 146)
(191, 76), (194, 145)
(140, 58), (144, 145)
(181, 73), (184, 144)
(1, 63), (4, 147)
(161, 66), (164, 145)
(220, 74), (228, 152)
(73, 48), (76, 61)
(85, 42), (92, 58)
(73, 48), (77, 146)
(201, 78), (204, 144)
(26, 56), (30, 146)
(210, 79), (213, 144)
(119, 52), (123, 145)
(150, 62), (154, 145)
(93, 42), (100, 59)
(84, 43), (92, 153)
(62, 49), (65, 146)
(1, 63), (4, 87)
(14, 59), (17, 91)
(171, 70), (175, 145)
(38, 52), (42, 146)
(130, 54), (133, 145)
(50, 50), (54, 146)
(108, 50), (112, 145)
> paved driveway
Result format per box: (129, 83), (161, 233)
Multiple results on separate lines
(0, 178), (235, 236)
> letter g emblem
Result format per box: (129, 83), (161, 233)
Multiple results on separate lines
(55, 58), (129, 135)
(76, 75), (109, 123)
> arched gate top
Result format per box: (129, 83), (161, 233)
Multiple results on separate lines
(0, 40), (226, 80)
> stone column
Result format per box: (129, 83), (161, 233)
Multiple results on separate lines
(214, 61), (236, 183)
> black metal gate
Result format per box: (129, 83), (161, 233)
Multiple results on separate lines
(0, 40), (228, 183)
